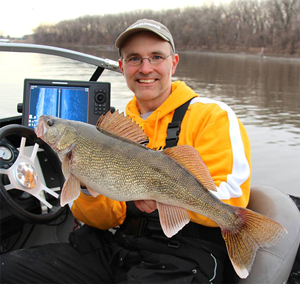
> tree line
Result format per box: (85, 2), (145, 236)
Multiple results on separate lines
(32, 0), (300, 56)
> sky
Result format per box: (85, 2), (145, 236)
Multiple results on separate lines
(0, 0), (229, 38)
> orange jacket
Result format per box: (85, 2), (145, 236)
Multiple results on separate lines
(71, 81), (251, 228)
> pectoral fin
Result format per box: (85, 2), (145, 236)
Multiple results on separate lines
(61, 155), (70, 179)
(162, 145), (217, 192)
(60, 173), (81, 207)
(156, 202), (191, 238)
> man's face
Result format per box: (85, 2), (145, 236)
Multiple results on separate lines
(119, 32), (179, 114)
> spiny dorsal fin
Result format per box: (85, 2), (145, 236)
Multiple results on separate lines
(96, 110), (148, 145)
(162, 145), (217, 192)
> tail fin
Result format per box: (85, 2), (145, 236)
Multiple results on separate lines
(221, 208), (287, 279)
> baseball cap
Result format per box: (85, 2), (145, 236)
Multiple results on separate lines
(115, 19), (175, 53)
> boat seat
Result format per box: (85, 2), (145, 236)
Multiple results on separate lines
(238, 185), (300, 284)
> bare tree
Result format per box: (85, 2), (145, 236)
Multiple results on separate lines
(32, 0), (300, 56)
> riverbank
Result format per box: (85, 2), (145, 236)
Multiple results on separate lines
(178, 45), (300, 58)
(75, 44), (300, 61)
(8, 38), (300, 59)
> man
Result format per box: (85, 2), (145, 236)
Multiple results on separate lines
(1, 19), (251, 283)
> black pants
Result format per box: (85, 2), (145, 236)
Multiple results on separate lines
(0, 225), (238, 284)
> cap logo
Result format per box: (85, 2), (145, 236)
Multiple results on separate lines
(129, 22), (161, 31)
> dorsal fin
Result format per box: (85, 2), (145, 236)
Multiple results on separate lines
(162, 145), (217, 192)
(96, 110), (148, 145)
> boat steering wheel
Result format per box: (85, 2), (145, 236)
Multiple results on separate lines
(0, 124), (65, 223)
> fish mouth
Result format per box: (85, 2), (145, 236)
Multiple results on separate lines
(35, 116), (48, 140)
(34, 116), (62, 149)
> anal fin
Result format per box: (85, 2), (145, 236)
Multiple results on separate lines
(156, 202), (191, 238)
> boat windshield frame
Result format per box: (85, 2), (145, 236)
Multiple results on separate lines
(0, 43), (121, 81)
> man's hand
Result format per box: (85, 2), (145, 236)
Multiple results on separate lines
(134, 200), (157, 213)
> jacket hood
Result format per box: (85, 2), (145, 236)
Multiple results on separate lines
(125, 81), (198, 149)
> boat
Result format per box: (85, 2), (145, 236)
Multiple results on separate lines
(0, 43), (299, 283)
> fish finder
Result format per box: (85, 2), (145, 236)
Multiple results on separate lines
(22, 79), (111, 129)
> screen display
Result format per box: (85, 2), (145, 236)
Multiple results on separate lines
(27, 84), (89, 129)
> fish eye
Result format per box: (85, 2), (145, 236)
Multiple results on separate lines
(47, 119), (54, 127)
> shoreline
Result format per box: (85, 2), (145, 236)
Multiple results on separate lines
(73, 44), (300, 60)
(10, 39), (300, 60)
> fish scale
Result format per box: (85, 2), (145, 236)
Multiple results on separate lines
(73, 130), (206, 204)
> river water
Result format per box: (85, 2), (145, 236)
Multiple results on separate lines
(0, 47), (299, 197)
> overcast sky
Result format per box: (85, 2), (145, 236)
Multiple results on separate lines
(1, 0), (229, 38)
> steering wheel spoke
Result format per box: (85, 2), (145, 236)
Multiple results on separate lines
(41, 184), (60, 199)
(0, 124), (65, 223)
(2, 182), (16, 191)
(29, 141), (40, 162)
(1, 136), (59, 209)
(30, 190), (54, 209)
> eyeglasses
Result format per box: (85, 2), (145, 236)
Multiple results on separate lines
(123, 53), (173, 66)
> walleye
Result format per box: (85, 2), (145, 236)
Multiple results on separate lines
(35, 111), (287, 279)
